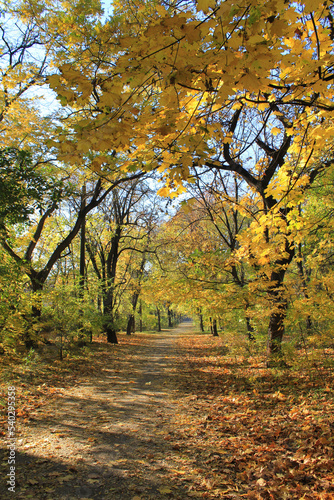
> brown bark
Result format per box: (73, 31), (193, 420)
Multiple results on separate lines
(266, 240), (295, 365)
(79, 184), (86, 297)
(126, 314), (135, 335)
(199, 313), (204, 332)
(139, 301), (143, 332)
(156, 307), (161, 332)
(103, 291), (118, 344)
(212, 318), (219, 337)
(168, 307), (173, 328)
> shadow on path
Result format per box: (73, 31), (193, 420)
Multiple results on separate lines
(1, 322), (203, 500)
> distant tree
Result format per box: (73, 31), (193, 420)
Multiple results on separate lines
(86, 179), (155, 343)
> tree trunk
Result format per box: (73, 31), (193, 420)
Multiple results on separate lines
(266, 242), (294, 365)
(199, 314), (204, 332)
(212, 318), (219, 337)
(156, 307), (161, 332)
(126, 314), (135, 335)
(105, 326), (118, 343)
(31, 277), (43, 318)
(168, 307), (173, 328)
(127, 290), (140, 335)
(78, 184), (87, 346)
(139, 301), (143, 332)
(79, 184), (86, 297)
(266, 300), (288, 364)
(103, 290), (118, 344)
(25, 276), (44, 349)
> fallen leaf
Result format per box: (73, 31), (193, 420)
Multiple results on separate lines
(159, 486), (173, 494)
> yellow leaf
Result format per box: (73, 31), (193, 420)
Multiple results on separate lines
(47, 74), (61, 89)
(157, 187), (170, 197)
(271, 127), (281, 136)
(258, 102), (268, 111)
(197, 0), (215, 13)
(248, 34), (265, 44)
(239, 72), (259, 91)
(158, 486), (173, 494)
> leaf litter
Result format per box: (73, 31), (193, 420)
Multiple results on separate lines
(0, 323), (333, 499)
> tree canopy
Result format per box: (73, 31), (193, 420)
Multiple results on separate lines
(0, 0), (333, 363)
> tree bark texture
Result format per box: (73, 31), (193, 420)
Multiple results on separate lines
(266, 240), (294, 365)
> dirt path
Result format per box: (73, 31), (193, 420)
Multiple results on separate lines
(8, 322), (200, 500)
(2, 323), (334, 499)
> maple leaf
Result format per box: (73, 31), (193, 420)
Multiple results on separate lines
(197, 0), (216, 13)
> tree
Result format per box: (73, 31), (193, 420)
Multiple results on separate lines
(86, 179), (155, 342)
(0, 1), (150, 347)
(0, 169), (144, 347)
(284, 166), (334, 346)
(51, 0), (334, 363)
(190, 170), (256, 338)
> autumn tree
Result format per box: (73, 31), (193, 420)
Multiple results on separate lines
(125, 205), (158, 336)
(50, 0), (334, 363)
(0, 1), (153, 348)
(189, 170), (257, 338)
(283, 165), (334, 346)
(85, 178), (156, 343)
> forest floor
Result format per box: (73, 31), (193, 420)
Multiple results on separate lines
(1, 322), (334, 500)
